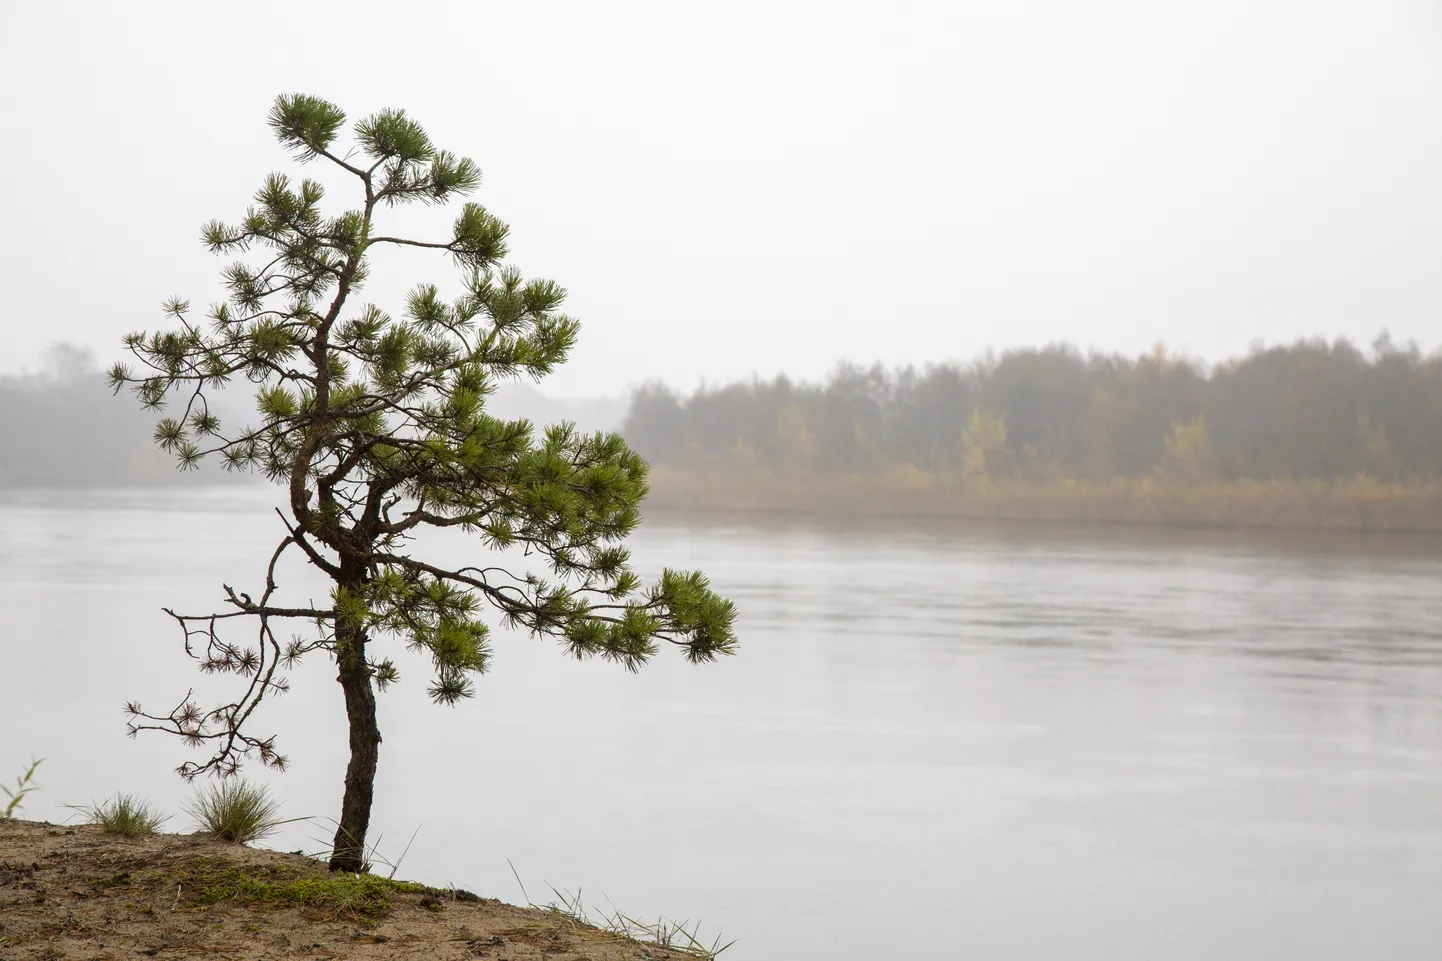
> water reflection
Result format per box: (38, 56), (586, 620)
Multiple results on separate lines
(2, 491), (1441, 959)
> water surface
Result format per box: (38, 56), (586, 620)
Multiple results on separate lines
(2, 488), (1440, 959)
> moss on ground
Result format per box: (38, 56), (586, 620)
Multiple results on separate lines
(0, 821), (705, 959)
(153, 856), (440, 922)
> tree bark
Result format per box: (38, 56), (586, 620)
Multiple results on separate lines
(328, 615), (381, 873)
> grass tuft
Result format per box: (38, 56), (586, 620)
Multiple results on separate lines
(72, 793), (170, 837)
(509, 863), (734, 959)
(300, 816), (424, 878)
(2, 757), (43, 819)
(184, 779), (287, 844)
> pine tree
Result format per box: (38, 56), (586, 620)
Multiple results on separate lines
(111, 94), (737, 872)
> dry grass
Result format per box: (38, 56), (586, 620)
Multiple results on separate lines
(69, 793), (170, 838)
(509, 863), (734, 959)
(183, 779), (290, 844)
(644, 467), (1442, 532)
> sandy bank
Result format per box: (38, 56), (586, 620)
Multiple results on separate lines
(0, 819), (698, 960)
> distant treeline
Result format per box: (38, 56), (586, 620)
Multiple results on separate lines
(0, 343), (617, 489)
(623, 336), (1442, 482)
(0, 345), (248, 488)
(620, 336), (1442, 529)
(12, 336), (1442, 531)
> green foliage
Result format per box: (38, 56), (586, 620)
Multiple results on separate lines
(2, 757), (43, 819)
(112, 94), (737, 866)
(72, 793), (171, 837)
(185, 780), (287, 844)
(175, 855), (429, 921)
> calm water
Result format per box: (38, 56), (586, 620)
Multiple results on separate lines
(2, 487), (1441, 959)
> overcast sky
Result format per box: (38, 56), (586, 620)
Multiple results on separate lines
(2, 0), (1439, 397)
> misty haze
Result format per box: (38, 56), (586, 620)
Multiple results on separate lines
(3, 3), (1441, 960)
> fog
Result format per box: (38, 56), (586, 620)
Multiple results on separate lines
(0, 345), (210, 487)
(4, 3), (1442, 959)
(0, 345), (623, 487)
(2, 0), (1441, 397)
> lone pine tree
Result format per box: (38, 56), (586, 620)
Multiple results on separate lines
(111, 94), (737, 872)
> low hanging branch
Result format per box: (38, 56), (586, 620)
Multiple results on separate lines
(124, 529), (335, 778)
(112, 93), (737, 872)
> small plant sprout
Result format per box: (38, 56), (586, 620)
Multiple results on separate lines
(1, 757), (43, 819)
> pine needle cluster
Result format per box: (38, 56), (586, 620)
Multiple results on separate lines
(110, 94), (737, 871)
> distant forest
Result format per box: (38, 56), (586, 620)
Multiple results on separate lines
(622, 336), (1442, 484)
(0, 345), (201, 487)
(0, 344), (621, 488)
(10, 336), (1442, 527)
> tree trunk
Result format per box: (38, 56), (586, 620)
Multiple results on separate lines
(328, 618), (381, 873)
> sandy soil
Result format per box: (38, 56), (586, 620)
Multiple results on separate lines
(0, 819), (695, 961)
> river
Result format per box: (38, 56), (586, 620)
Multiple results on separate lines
(2, 487), (1440, 959)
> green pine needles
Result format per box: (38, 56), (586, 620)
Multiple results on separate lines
(110, 93), (737, 872)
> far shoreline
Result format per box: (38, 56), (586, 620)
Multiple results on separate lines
(5, 472), (1440, 541)
(641, 468), (1442, 537)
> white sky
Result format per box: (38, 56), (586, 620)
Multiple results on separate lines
(2, 0), (1440, 396)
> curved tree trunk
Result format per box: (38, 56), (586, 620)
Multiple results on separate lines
(328, 619), (381, 873)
